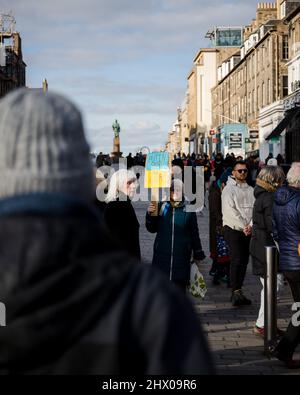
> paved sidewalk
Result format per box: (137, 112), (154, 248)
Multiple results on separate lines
(135, 201), (300, 375)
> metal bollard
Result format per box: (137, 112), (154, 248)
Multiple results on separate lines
(264, 246), (278, 357)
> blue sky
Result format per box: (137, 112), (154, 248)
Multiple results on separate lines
(3, 0), (261, 154)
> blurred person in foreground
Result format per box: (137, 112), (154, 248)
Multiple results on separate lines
(272, 163), (300, 369)
(0, 89), (214, 375)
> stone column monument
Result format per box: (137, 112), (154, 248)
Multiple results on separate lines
(111, 119), (122, 162)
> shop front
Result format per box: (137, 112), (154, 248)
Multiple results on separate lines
(266, 93), (300, 163)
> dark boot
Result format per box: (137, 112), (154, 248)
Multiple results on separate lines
(231, 289), (252, 306)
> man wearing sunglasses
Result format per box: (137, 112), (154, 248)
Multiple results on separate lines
(222, 161), (255, 306)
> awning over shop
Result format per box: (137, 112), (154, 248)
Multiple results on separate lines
(266, 110), (296, 141)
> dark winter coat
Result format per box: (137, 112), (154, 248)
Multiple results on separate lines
(214, 161), (224, 181)
(94, 198), (106, 218)
(203, 161), (212, 182)
(250, 180), (276, 277)
(104, 193), (141, 260)
(0, 193), (214, 375)
(273, 186), (300, 272)
(146, 201), (205, 284)
(208, 182), (222, 257)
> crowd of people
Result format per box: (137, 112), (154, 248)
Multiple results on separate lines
(0, 88), (299, 374)
(94, 148), (300, 369)
(106, 147), (299, 364)
(194, 152), (300, 369)
(94, 151), (147, 168)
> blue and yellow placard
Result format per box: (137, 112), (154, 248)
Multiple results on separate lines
(144, 152), (171, 189)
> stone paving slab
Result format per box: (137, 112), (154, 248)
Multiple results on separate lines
(134, 201), (300, 375)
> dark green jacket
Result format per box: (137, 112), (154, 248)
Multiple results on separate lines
(146, 202), (205, 283)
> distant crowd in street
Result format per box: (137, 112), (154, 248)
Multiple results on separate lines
(94, 151), (147, 168)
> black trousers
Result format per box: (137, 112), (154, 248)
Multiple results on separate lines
(276, 271), (300, 359)
(224, 226), (251, 291)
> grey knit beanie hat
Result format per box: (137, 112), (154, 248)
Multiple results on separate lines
(0, 88), (95, 201)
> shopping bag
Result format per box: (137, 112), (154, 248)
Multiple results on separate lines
(188, 262), (207, 299)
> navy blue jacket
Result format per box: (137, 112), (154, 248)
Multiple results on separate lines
(273, 187), (300, 271)
(146, 202), (205, 284)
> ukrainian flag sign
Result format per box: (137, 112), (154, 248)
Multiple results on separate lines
(144, 152), (171, 189)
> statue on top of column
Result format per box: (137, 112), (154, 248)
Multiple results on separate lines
(112, 120), (121, 139)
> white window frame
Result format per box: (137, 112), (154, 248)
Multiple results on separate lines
(281, 1), (286, 19)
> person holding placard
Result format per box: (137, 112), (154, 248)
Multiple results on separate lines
(146, 180), (206, 293)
